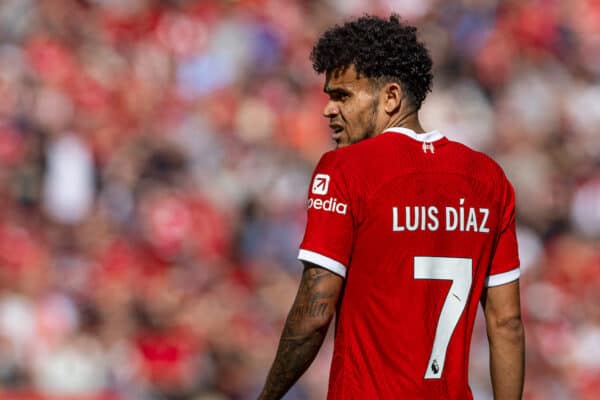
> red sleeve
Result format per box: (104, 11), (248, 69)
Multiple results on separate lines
(298, 151), (355, 278)
(486, 176), (520, 287)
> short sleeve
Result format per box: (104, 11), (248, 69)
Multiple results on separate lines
(298, 151), (355, 278)
(486, 177), (520, 287)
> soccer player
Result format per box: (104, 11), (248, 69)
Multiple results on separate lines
(259, 15), (524, 400)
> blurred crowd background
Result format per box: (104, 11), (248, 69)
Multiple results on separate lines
(0, 0), (598, 399)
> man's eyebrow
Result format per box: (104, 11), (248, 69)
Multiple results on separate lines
(324, 87), (350, 95)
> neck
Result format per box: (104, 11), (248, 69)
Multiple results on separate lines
(385, 111), (424, 134)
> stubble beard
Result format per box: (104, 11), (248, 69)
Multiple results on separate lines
(340, 95), (380, 148)
(352, 96), (379, 145)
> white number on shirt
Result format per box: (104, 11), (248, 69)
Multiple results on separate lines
(413, 256), (472, 379)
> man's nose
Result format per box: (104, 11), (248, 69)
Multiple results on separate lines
(323, 101), (339, 118)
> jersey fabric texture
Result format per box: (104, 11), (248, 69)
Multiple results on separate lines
(298, 127), (520, 399)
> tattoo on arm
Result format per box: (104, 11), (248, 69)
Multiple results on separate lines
(258, 266), (343, 400)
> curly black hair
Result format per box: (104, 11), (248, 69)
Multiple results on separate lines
(310, 15), (433, 110)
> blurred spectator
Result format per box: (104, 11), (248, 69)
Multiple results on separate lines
(0, 0), (597, 399)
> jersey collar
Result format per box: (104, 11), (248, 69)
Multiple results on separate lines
(383, 127), (444, 142)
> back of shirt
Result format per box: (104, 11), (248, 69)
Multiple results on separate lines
(298, 128), (520, 399)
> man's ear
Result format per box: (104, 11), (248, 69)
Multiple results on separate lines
(382, 82), (403, 114)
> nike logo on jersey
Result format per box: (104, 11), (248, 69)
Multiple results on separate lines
(392, 199), (490, 233)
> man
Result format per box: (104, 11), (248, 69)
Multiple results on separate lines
(259, 15), (524, 399)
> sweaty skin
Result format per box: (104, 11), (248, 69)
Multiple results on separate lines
(323, 65), (425, 148)
(323, 66), (379, 148)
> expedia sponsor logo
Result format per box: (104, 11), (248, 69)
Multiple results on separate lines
(312, 174), (330, 195)
(307, 197), (347, 215)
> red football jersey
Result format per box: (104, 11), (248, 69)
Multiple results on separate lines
(299, 127), (520, 399)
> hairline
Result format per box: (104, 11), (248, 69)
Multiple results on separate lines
(325, 65), (404, 89)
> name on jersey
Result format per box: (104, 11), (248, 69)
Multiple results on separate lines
(307, 197), (348, 215)
(392, 198), (490, 233)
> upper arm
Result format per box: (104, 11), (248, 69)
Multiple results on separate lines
(483, 279), (522, 331)
(287, 262), (344, 331)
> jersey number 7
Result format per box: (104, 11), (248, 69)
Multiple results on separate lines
(413, 256), (473, 379)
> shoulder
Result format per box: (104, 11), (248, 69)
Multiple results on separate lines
(312, 142), (377, 197)
(316, 143), (366, 172)
(447, 140), (517, 213)
(321, 135), (387, 166)
(448, 139), (509, 184)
